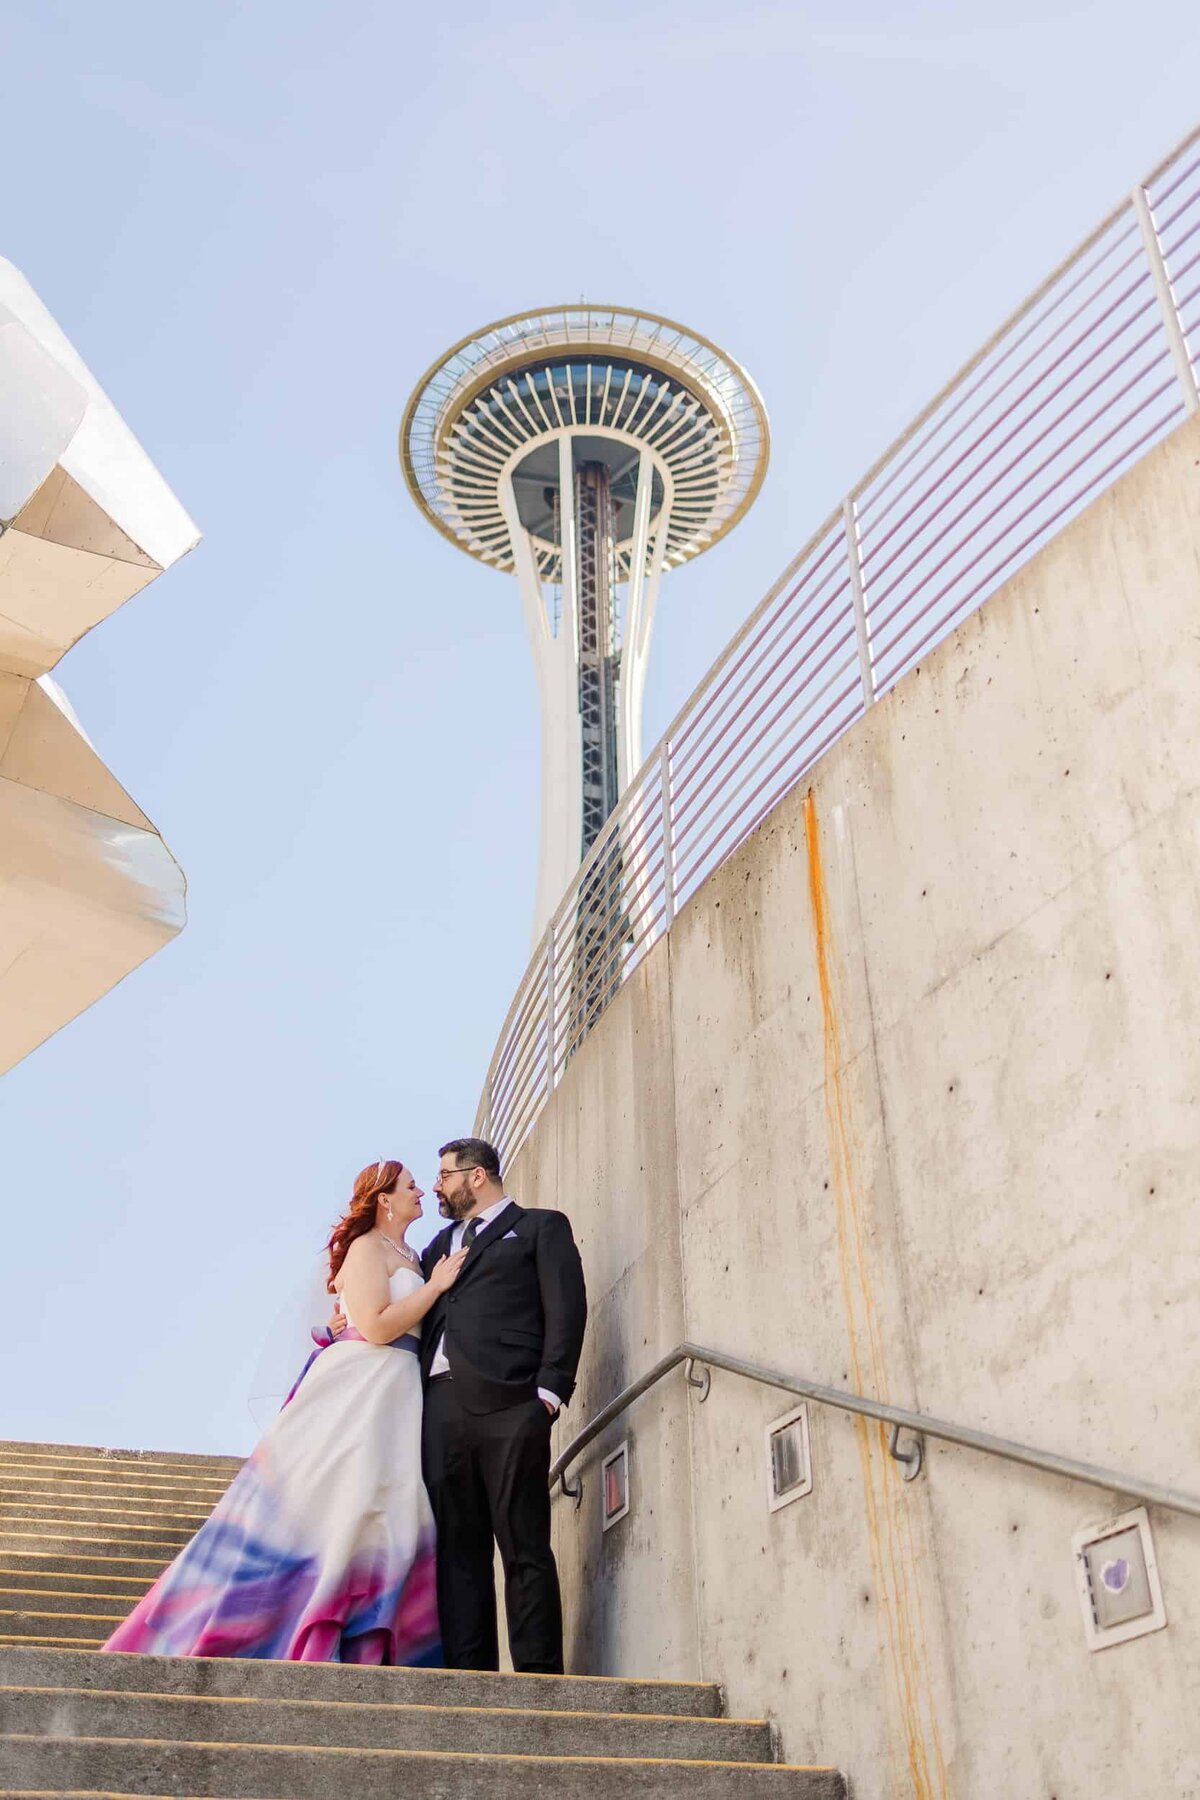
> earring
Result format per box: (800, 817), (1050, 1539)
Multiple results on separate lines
(384, 1204), (394, 1221)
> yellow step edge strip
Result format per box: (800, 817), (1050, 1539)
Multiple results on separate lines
(3, 1729), (838, 1773)
(0, 1684), (768, 1730)
(0, 1637), (104, 1647)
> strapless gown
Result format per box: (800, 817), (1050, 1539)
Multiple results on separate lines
(102, 1267), (440, 1664)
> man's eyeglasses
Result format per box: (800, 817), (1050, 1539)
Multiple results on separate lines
(435, 1165), (480, 1185)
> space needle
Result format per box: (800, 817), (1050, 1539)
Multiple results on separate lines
(401, 305), (769, 944)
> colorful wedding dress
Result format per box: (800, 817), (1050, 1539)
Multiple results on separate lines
(103, 1267), (440, 1664)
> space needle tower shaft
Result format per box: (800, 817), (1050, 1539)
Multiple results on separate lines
(402, 306), (769, 946)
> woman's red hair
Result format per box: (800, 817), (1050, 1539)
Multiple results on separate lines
(326, 1159), (405, 1291)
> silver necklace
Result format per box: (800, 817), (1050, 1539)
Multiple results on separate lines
(377, 1228), (419, 1267)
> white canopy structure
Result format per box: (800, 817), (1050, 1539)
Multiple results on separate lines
(0, 258), (198, 1075)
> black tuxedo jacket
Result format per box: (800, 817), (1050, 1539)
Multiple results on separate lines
(419, 1201), (587, 1414)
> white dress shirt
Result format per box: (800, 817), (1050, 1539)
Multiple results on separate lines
(429, 1196), (561, 1411)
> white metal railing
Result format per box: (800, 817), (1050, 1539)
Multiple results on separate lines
(475, 124), (1200, 1169)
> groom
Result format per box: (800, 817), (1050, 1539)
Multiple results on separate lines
(421, 1137), (587, 1674)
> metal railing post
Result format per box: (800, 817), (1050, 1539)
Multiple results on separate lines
(843, 496), (876, 708)
(1132, 184), (1200, 416)
(544, 922), (557, 1099)
(660, 740), (676, 928)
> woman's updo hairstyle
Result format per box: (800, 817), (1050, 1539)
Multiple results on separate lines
(326, 1159), (404, 1291)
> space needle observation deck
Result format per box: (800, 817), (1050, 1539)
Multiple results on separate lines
(401, 304), (769, 943)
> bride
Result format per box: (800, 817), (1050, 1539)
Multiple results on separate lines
(103, 1159), (466, 1664)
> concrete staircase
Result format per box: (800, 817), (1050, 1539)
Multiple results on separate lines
(0, 1442), (847, 1796)
(0, 1438), (242, 1649)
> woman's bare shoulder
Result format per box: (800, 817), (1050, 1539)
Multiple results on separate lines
(340, 1233), (384, 1272)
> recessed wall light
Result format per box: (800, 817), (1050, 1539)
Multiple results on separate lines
(601, 1441), (630, 1531)
(766, 1403), (813, 1512)
(1072, 1506), (1166, 1651)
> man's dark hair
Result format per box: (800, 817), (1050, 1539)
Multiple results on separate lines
(439, 1137), (502, 1183)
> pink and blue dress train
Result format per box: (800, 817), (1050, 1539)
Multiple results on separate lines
(103, 1268), (440, 1665)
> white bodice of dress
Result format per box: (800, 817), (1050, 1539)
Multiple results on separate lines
(339, 1262), (424, 1336)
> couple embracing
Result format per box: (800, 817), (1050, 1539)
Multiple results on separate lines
(103, 1139), (588, 1672)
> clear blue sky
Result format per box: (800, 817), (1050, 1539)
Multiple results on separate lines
(2, 0), (1197, 1456)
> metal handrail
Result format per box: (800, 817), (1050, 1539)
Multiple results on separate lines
(477, 120), (1200, 1170)
(549, 1341), (1200, 1521)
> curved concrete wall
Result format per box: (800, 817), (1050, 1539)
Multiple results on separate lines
(513, 414), (1200, 1797)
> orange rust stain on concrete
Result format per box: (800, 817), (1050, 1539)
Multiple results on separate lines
(804, 788), (949, 1800)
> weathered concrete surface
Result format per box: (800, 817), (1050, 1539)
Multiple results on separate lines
(514, 413), (1200, 1797)
(0, 1648), (723, 1713)
(1, 1736), (848, 1800)
(0, 1684), (771, 1761)
(525, 949), (699, 1685)
(0, 1643), (723, 1716)
(0, 1645), (845, 1800)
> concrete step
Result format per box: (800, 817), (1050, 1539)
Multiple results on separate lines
(0, 1648), (725, 1717)
(0, 1612), (123, 1641)
(0, 1490), (227, 1518)
(0, 1444), (849, 1794)
(0, 1454), (235, 1497)
(0, 1524), (190, 1555)
(0, 1442), (243, 1478)
(0, 1498), (213, 1530)
(0, 1455), (235, 1486)
(0, 1572), (151, 1600)
(0, 1550), (169, 1582)
(0, 1736), (847, 1797)
(0, 1686), (771, 1763)
(0, 1588), (148, 1615)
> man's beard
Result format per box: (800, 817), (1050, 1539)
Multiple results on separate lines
(439, 1189), (474, 1223)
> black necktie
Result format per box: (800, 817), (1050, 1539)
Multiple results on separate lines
(463, 1218), (480, 1248)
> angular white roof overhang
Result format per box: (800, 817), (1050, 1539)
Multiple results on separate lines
(0, 258), (197, 1075)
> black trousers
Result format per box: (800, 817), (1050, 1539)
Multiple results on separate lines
(420, 1377), (563, 1674)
